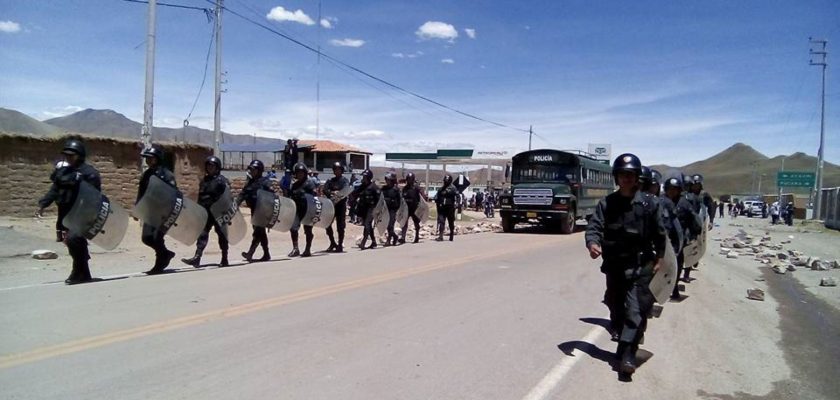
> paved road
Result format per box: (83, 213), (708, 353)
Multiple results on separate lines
(0, 227), (837, 399)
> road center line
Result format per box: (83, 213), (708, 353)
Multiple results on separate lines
(0, 237), (560, 370)
(521, 325), (605, 400)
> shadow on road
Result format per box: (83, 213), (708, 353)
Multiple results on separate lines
(579, 317), (611, 331)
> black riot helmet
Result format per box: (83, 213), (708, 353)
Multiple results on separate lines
(205, 156), (222, 173)
(361, 169), (373, 182)
(293, 162), (308, 175)
(442, 174), (453, 186)
(62, 139), (87, 159)
(405, 172), (416, 184)
(691, 174), (704, 189)
(612, 153), (642, 182)
(332, 161), (345, 173)
(651, 169), (662, 186)
(639, 166), (653, 186)
(141, 145), (164, 161)
(248, 159), (265, 175)
(664, 176), (683, 191)
(682, 174), (694, 190)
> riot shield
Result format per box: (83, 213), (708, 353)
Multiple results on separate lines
(395, 197), (409, 228)
(417, 200), (430, 224)
(133, 175), (207, 245)
(209, 185), (247, 245)
(698, 207), (708, 262)
(374, 195), (390, 237)
(62, 180), (129, 250)
(299, 194), (336, 229)
(252, 190), (297, 231)
(330, 185), (353, 204)
(650, 242), (679, 304)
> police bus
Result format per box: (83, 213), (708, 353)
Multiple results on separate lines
(498, 149), (613, 234)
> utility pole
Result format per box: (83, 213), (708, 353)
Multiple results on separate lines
(141, 0), (157, 154)
(315, 0), (322, 139)
(213, 0), (223, 156)
(528, 125), (533, 151)
(809, 37), (827, 219)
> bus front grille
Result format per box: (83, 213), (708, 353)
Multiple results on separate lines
(513, 188), (553, 206)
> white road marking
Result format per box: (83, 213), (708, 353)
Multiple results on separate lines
(521, 325), (606, 400)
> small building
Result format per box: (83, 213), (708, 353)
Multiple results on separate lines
(299, 140), (371, 173)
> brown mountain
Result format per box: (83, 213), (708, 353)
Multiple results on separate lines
(40, 108), (285, 147)
(650, 143), (840, 197)
(0, 108), (61, 136)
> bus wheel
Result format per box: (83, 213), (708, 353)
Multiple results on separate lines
(560, 210), (575, 234)
(502, 216), (515, 233)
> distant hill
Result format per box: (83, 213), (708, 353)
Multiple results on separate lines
(41, 108), (285, 147)
(650, 143), (840, 197)
(0, 108), (61, 136)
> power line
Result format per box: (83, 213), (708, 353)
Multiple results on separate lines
(204, 0), (531, 134)
(120, 0), (213, 16)
(184, 22), (215, 124)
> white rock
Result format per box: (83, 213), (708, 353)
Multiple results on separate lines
(820, 277), (837, 287)
(772, 264), (786, 274)
(786, 264), (797, 271)
(727, 252), (739, 259)
(747, 288), (765, 301)
(31, 250), (58, 260)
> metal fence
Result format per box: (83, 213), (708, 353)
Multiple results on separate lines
(819, 187), (840, 230)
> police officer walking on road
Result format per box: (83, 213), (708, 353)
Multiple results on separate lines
(37, 139), (102, 284)
(354, 169), (380, 250)
(288, 163), (317, 257)
(181, 156), (230, 268)
(435, 174), (459, 241)
(585, 153), (667, 379)
(381, 172), (402, 246)
(238, 160), (274, 262)
(690, 174), (715, 228)
(662, 176), (701, 299)
(400, 172), (427, 244)
(323, 162), (349, 253)
(138, 145), (178, 275)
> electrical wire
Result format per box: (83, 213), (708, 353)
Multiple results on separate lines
(120, 0), (212, 15)
(184, 22), (216, 124)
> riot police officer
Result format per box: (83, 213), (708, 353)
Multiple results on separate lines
(138, 145), (178, 275)
(400, 172), (428, 244)
(289, 162), (316, 257)
(678, 175), (702, 283)
(381, 172), (402, 246)
(435, 174), (459, 241)
(37, 139), (102, 284)
(323, 162), (349, 253)
(690, 174), (715, 227)
(640, 168), (662, 196)
(237, 160), (274, 262)
(43, 160), (71, 242)
(661, 176), (701, 299)
(182, 156), (230, 267)
(585, 153), (667, 378)
(354, 169), (380, 250)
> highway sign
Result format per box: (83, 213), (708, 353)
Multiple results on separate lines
(777, 171), (815, 187)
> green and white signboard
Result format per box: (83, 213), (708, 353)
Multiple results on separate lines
(777, 171), (815, 187)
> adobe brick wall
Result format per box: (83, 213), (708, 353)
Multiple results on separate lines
(0, 134), (212, 217)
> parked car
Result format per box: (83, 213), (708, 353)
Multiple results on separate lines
(747, 201), (766, 218)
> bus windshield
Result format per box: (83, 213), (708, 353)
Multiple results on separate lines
(512, 164), (577, 183)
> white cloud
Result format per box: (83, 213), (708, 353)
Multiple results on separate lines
(344, 130), (389, 140)
(266, 6), (315, 26)
(392, 51), (423, 59)
(416, 21), (458, 42)
(464, 28), (476, 39)
(320, 17), (336, 29)
(330, 38), (365, 48)
(40, 105), (83, 119)
(441, 58), (455, 64)
(0, 20), (21, 34)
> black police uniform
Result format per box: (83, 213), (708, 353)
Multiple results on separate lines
(435, 183), (459, 241)
(323, 175), (349, 252)
(585, 189), (667, 371)
(354, 181), (380, 249)
(137, 165), (177, 273)
(289, 177), (317, 256)
(237, 174), (273, 261)
(382, 182), (401, 246)
(38, 161), (102, 284)
(183, 172), (230, 267)
(672, 193), (702, 294)
(400, 183), (424, 243)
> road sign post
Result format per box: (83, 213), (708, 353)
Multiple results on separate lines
(777, 171), (815, 188)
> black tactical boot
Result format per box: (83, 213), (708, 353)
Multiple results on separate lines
(288, 248), (300, 257)
(181, 252), (201, 268)
(220, 250), (229, 267)
(618, 343), (636, 375)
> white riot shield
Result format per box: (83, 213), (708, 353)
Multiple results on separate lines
(62, 181), (129, 250)
(330, 185), (353, 204)
(396, 197), (409, 228)
(133, 175), (207, 246)
(209, 185), (247, 245)
(374, 195), (390, 237)
(698, 207), (708, 262)
(417, 200), (430, 224)
(300, 194), (336, 229)
(650, 242), (679, 304)
(252, 189), (296, 231)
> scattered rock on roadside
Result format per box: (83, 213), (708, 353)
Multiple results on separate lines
(820, 277), (837, 287)
(786, 264), (797, 272)
(747, 288), (765, 301)
(31, 250), (58, 260)
(727, 252), (739, 259)
(772, 264), (786, 274)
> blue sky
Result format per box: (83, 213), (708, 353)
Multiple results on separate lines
(1, 0), (838, 167)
